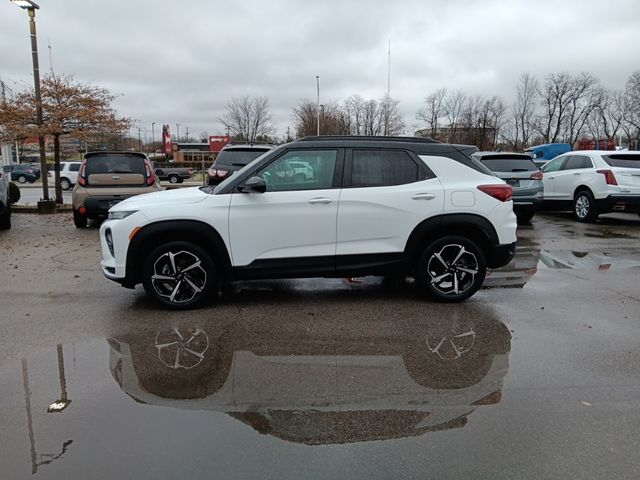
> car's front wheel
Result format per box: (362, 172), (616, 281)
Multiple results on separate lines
(142, 241), (216, 310)
(574, 190), (598, 223)
(60, 178), (72, 191)
(415, 236), (487, 303)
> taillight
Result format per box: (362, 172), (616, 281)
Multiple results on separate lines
(530, 171), (543, 180)
(78, 161), (87, 186)
(477, 184), (513, 202)
(215, 169), (229, 178)
(144, 161), (155, 186)
(596, 169), (617, 185)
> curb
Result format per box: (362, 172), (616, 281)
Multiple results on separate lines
(13, 204), (73, 213)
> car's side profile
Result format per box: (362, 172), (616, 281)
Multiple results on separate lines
(48, 161), (81, 190)
(541, 151), (640, 222)
(100, 137), (517, 309)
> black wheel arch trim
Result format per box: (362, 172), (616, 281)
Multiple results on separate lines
(405, 213), (502, 267)
(124, 220), (231, 288)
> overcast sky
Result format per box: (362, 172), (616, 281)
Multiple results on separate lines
(1, 0), (638, 140)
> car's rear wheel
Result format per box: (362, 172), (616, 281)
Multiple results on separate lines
(516, 211), (535, 224)
(60, 178), (72, 191)
(574, 190), (598, 223)
(73, 210), (87, 228)
(415, 236), (487, 303)
(16, 175), (27, 184)
(168, 174), (179, 184)
(142, 241), (216, 310)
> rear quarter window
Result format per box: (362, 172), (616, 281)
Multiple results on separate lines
(602, 154), (640, 168)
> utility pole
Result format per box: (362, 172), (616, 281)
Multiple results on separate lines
(176, 123), (181, 143)
(316, 75), (320, 136)
(387, 38), (391, 97)
(137, 127), (142, 152)
(185, 126), (189, 143)
(151, 122), (155, 154)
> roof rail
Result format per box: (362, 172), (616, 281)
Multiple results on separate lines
(295, 135), (438, 143)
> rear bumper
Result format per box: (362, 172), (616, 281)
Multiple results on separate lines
(596, 195), (640, 213)
(79, 195), (136, 217)
(487, 242), (517, 269)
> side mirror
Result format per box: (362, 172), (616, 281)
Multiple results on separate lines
(241, 175), (267, 193)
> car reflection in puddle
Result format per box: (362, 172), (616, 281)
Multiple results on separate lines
(484, 243), (541, 289)
(539, 249), (640, 270)
(108, 310), (512, 445)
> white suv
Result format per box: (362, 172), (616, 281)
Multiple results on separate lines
(99, 137), (517, 309)
(48, 161), (82, 191)
(541, 151), (640, 222)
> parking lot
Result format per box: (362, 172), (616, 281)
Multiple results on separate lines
(1, 212), (640, 479)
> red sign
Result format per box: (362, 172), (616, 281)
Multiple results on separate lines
(209, 135), (230, 153)
(162, 124), (172, 156)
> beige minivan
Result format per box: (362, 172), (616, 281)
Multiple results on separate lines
(72, 152), (162, 228)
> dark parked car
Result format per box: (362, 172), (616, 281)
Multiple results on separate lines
(473, 152), (543, 223)
(207, 143), (273, 185)
(151, 161), (194, 184)
(6, 163), (41, 184)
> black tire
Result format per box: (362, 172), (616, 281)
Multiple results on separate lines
(0, 203), (11, 230)
(516, 211), (535, 224)
(168, 175), (179, 184)
(574, 190), (598, 223)
(16, 175), (27, 184)
(60, 178), (72, 191)
(415, 236), (487, 303)
(142, 241), (216, 310)
(73, 210), (87, 228)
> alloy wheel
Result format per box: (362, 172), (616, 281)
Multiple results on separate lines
(575, 195), (590, 219)
(427, 244), (479, 296)
(151, 250), (207, 304)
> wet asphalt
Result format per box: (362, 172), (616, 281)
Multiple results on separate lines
(1, 212), (640, 479)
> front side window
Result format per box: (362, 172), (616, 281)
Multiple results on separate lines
(351, 149), (419, 187)
(257, 150), (337, 192)
(541, 157), (566, 173)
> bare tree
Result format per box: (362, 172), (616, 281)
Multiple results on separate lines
(362, 99), (381, 135)
(416, 88), (447, 137)
(198, 130), (209, 143)
(444, 90), (467, 143)
(292, 100), (349, 137)
(378, 94), (406, 135)
(512, 72), (539, 149)
(219, 96), (275, 142)
(563, 73), (601, 145)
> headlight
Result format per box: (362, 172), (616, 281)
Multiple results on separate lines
(108, 210), (137, 220)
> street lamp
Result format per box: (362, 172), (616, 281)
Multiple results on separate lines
(316, 76), (320, 136)
(151, 122), (155, 154)
(176, 123), (181, 143)
(10, 0), (52, 207)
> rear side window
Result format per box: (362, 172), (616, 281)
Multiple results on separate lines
(480, 158), (538, 172)
(215, 148), (270, 167)
(351, 149), (419, 187)
(561, 155), (592, 170)
(69, 163), (81, 172)
(602, 154), (640, 169)
(85, 154), (145, 175)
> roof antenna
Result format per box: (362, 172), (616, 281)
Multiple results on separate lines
(387, 38), (391, 97)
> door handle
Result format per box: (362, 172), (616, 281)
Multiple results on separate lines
(573, 172), (581, 176)
(411, 193), (436, 200)
(308, 197), (332, 205)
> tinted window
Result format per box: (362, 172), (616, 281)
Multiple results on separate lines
(602, 154), (640, 169)
(85, 154), (146, 175)
(561, 155), (592, 170)
(257, 150), (337, 192)
(215, 148), (270, 167)
(69, 163), (81, 172)
(479, 158), (538, 172)
(351, 150), (418, 187)
(541, 157), (565, 173)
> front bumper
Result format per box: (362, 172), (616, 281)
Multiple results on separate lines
(486, 242), (517, 269)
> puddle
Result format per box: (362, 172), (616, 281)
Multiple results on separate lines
(539, 249), (640, 270)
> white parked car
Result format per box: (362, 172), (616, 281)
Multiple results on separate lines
(48, 161), (82, 191)
(99, 136), (517, 309)
(540, 151), (640, 222)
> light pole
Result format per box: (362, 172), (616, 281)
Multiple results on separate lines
(316, 75), (320, 136)
(176, 123), (181, 143)
(151, 122), (155, 154)
(10, 0), (51, 206)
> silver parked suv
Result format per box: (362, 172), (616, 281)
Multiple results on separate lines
(473, 152), (543, 223)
